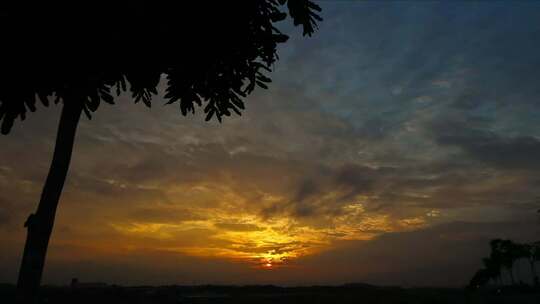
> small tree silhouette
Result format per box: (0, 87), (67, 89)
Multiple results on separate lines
(489, 239), (506, 284)
(528, 241), (540, 286)
(522, 242), (539, 285)
(497, 239), (520, 285)
(472, 239), (540, 288)
(0, 1), (322, 303)
(482, 257), (501, 286)
(469, 268), (491, 289)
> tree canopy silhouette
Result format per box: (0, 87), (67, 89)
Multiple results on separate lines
(0, 1), (322, 303)
(1, 1), (321, 131)
(469, 239), (540, 289)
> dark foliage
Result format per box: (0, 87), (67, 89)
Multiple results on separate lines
(0, 0), (322, 134)
(469, 239), (540, 289)
(1, 2), (322, 302)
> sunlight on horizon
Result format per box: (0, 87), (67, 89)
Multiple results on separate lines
(107, 184), (432, 269)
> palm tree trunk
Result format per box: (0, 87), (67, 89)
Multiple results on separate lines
(16, 101), (83, 304)
(532, 261), (539, 286)
(509, 267), (515, 285)
(529, 260), (535, 285)
(516, 261), (521, 283)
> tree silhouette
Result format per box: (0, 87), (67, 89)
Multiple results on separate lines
(513, 242), (530, 284)
(469, 268), (491, 289)
(498, 239), (521, 285)
(489, 239), (506, 284)
(481, 256), (501, 286)
(469, 240), (504, 289)
(528, 241), (540, 286)
(471, 239), (540, 289)
(0, 1), (322, 303)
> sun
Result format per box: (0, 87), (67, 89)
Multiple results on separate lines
(260, 256), (274, 269)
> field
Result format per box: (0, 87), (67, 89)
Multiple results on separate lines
(1, 284), (539, 304)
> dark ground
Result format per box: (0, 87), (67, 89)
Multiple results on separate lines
(1, 283), (539, 304)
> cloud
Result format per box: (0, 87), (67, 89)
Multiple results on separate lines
(437, 132), (540, 171)
(294, 220), (540, 286)
(0, 196), (14, 228)
(128, 207), (205, 224)
(214, 223), (265, 232)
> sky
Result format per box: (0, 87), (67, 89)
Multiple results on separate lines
(1, 1), (540, 287)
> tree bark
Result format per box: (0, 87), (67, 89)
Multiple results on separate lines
(531, 261), (539, 286)
(16, 101), (83, 304)
(509, 267), (515, 285)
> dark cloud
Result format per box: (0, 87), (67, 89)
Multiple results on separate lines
(295, 220), (540, 286)
(260, 164), (388, 219)
(214, 223), (264, 232)
(436, 127), (540, 171)
(65, 173), (171, 207)
(290, 179), (322, 217)
(0, 197), (14, 228)
(128, 207), (205, 224)
(333, 164), (388, 201)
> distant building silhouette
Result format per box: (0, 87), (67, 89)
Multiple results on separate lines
(70, 278), (108, 289)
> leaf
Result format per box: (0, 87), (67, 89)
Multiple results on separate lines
(231, 97), (245, 110)
(101, 92), (115, 104)
(87, 95), (100, 112)
(231, 105), (241, 115)
(25, 98), (36, 112)
(1, 115), (14, 135)
(254, 62), (272, 72)
(82, 106), (92, 120)
(273, 33), (289, 43)
(270, 11), (287, 22)
(143, 99), (151, 108)
(256, 74), (272, 83)
(38, 93), (49, 107)
(308, 1), (322, 12)
(165, 96), (178, 105)
(205, 109), (214, 121)
(134, 92), (142, 103)
(142, 92), (152, 107)
(256, 81), (269, 89)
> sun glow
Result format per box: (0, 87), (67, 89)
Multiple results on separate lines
(108, 185), (423, 269)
